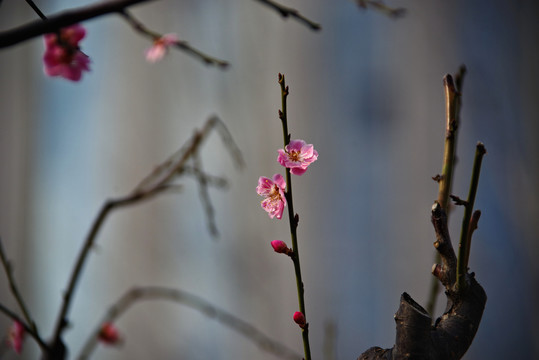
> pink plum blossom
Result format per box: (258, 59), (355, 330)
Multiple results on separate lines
(271, 240), (290, 254)
(293, 311), (306, 328)
(98, 322), (121, 345)
(7, 321), (25, 354)
(277, 139), (318, 176)
(43, 24), (90, 82)
(145, 33), (179, 63)
(256, 174), (286, 219)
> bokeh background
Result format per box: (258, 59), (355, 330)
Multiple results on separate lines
(1, 0), (538, 359)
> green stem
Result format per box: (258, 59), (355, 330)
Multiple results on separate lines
(455, 143), (486, 291)
(278, 73), (311, 360)
(426, 67), (466, 315)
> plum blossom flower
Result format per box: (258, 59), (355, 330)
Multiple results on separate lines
(7, 321), (25, 354)
(145, 33), (179, 63)
(256, 174), (286, 219)
(43, 24), (90, 82)
(98, 322), (121, 345)
(293, 311), (306, 328)
(277, 139), (318, 176)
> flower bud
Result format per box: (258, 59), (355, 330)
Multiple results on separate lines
(98, 322), (121, 345)
(271, 240), (289, 254)
(293, 311), (306, 328)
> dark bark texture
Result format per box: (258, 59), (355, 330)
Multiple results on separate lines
(358, 203), (487, 360)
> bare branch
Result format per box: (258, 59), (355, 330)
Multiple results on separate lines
(0, 237), (48, 350)
(49, 117), (243, 352)
(253, 0), (321, 31)
(78, 286), (302, 360)
(120, 10), (229, 69)
(0, 0), (158, 49)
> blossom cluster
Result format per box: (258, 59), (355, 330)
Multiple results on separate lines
(43, 24), (90, 82)
(41, 23), (178, 82)
(256, 139), (318, 219)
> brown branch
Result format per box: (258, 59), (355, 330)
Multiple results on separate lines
(119, 10), (229, 68)
(356, 1), (406, 18)
(253, 0), (321, 31)
(77, 286), (302, 360)
(464, 210), (481, 269)
(47, 117), (242, 358)
(358, 202), (486, 360)
(430, 202), (457, 289)
(0, 302), (49, 351)
(0, 0), (157, 49)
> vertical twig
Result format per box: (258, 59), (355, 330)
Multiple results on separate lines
(455, 143), (486, 291)
(426, 66), (466, 315)
(278, 73), (312, 360)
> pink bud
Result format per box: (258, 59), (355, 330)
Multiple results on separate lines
(7, 321), (25, 354)
(293, 311), (306, 328)
(271, 240), (289, 254)
(98, 322), (121, 345)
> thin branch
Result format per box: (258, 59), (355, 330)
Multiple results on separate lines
(0, 238), (34, 331)
(77, 286), (302, 360)
(50, 117), (243, 351)
(0, 237), (48, 351)
(0, 0), (157, 49)
(464, 210), (481, 269)
(455, 143), (486, 291)
(192, 152), (219, 237)
(356, 1), (406, 18)
(254, 0), (321, 31)
(278, 73), (311, 360)
(426, 66), (466, 316)
(120, 10), (229, 69)
(0, 302), (49, 351)
(23, 0), (47, 20)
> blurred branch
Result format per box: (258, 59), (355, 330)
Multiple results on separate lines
(0, 238), (35, 332)
(355, 0), (406, 18)
(254, 0), (321, 31)
(192, 152), (219, 237)
(49, 116), (243, 354)
(120, 10), (229, 68)
(0, 300), (49, 351)
(78, 286), (302, 360)
(0, 237), (48, 351)
(0, 0), (157, 48)
(23, 0), (47, 20)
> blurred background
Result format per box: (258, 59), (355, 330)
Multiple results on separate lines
(1, 0), (538, 359)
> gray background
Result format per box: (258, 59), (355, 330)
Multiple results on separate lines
(1, 0), (538, 359)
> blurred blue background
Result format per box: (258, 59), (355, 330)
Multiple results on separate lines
(1, 0), (538, 359)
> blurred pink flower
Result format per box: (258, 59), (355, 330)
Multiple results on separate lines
(98, 322), (121, 345)
(43, 24), (90, 82)
(145, 33), (178, 63)
(7, 321), (25, 354)
(277, 139), (318, 176)
(271, 240), (290, 254)
(256, 174), (286, 219)
(293, 311), (306, 328)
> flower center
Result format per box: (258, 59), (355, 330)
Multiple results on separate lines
(288, 150), (302, 162)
